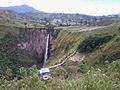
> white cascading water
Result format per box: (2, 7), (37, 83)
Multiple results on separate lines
(44, 34), (49, 63)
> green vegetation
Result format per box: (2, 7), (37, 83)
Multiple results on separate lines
(46, 23), (120, 90)
(0, 10), (120, 90)
(46, 31), (88, 65)
(0, 10), (25, 27)
(78, 35), (113, 53)
(0, 25), (39, 80)
(0, 66), (120, 90)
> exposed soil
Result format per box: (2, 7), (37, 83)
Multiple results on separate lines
(69, 52), (85, 63)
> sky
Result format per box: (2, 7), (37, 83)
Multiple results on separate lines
(0, 0), (120, 15)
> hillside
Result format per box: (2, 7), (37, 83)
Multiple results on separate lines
(0, 8), (120, 90)
(45, 23), (120, 89)
(0, 21), (120, 89)
(0, 10), (25, 27)
(1, 5), (120, 26)
(47, 23), (119, 64)
(47, 22), (120, 68)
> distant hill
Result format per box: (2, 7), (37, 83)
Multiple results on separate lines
(0, 5), (120, 26)
(0, 5), (41, 13)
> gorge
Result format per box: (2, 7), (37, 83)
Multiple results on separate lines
(17, 27), (56, 68)
(0, 4), (120, 90)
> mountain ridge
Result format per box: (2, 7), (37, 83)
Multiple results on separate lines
(0, 4), (120, 16)
(0, 4), (43, 13)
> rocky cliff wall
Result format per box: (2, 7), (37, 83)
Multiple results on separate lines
(26, 28), (48, 54)
(18, 28), (54, 55)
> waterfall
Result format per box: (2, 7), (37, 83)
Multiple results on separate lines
(44, 34), (49, 63)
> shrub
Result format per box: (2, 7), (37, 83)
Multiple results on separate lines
(83, 68), (118, 90)
(78, 35), (112, 53)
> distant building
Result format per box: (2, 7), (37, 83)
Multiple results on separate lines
(50, 19), (62, 25)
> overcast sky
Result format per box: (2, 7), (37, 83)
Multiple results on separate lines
(0, 0), (120, 15)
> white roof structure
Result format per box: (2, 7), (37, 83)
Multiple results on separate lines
(38, 68), (50, 74)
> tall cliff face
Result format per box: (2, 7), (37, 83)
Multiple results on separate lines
(18, 28), (54, 58)
(26, 28), (48, 54)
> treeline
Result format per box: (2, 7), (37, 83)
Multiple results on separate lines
(78, 35), (113, 53)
